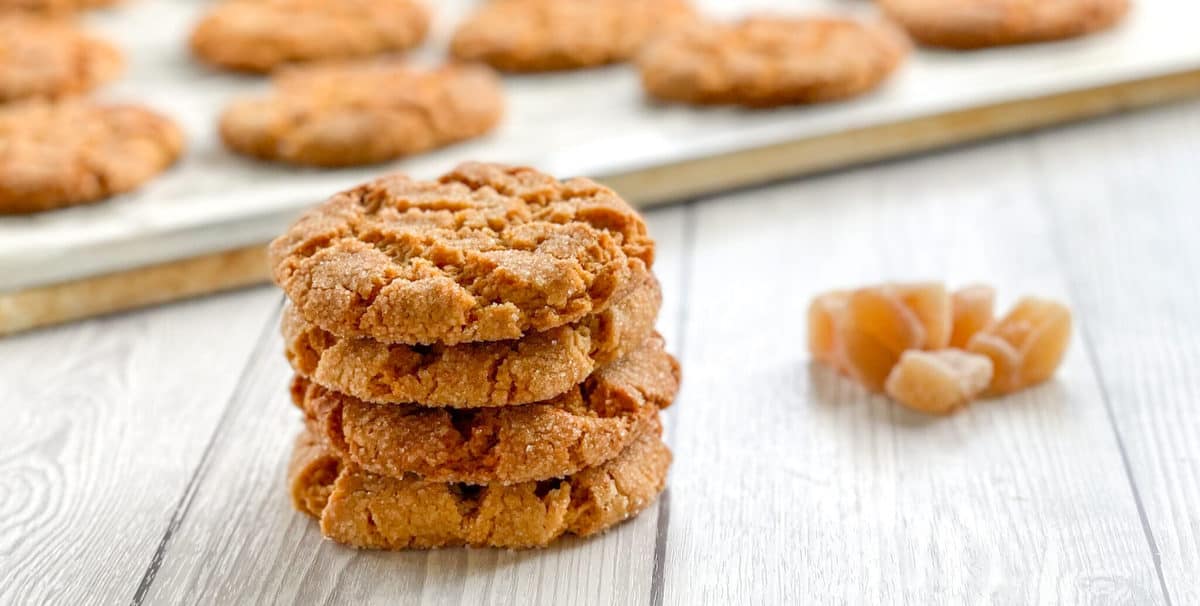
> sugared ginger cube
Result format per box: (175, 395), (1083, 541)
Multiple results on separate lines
(807, 291), (848, 367)
(950, 285), (996, 348)
(837, 287), (927, 391)
(893, 282), (952, 350)
(884, 349), (994, 414)
(967, 297), (1072, 395)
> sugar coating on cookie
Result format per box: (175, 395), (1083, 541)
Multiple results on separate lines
(219, 62), (503, 168)
(290, 424), (671, 549)
(293, 333), (680, 484)
(451, 0), (695, 72)
(0, 101), (184, 214)
(638, 16), (910, 107)
(0, 15), (123, 103)
(190, 0), (430, 73)
(878, 0), (1131, 49)
(269, 162), (655, 345)
(284, 273), (662, 407)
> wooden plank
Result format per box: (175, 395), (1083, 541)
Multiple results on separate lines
(0, 286), (280, 605)
(657, 138), (1165, 603)
(4, 70), (1200, 338)
(1030, 100), (1200, 605)
(138, 206), (690, 605)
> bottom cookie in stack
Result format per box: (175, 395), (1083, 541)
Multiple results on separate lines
(287, 334), (680, 549)
(289, 424), (670, 550)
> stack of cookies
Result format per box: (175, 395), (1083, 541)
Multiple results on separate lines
(269, 162), (680, 549)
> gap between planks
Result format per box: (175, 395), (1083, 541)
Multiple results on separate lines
(1024, 142), (1174, 606)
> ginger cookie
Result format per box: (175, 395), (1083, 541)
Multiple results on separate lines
(0, 15), (123, 103)
(269, 162), (655, 345)
(878, 0), (1130, 49)
(190, 0), (430, 73)
(450, 0), (696, 72)
(292, 333), (680, 484)
(283, 272), (661, 407)
(638, 16), (910, 107)
(219, 62), (503, 168)
(289, 423), (671, 549)
(0, 101), (184, 214)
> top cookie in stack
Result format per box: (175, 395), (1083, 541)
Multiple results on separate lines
(268, 162), (679, 549)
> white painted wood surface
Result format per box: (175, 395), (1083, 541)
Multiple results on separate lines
(3, 0), (1200, 291)
(2, 102), (1198, 605)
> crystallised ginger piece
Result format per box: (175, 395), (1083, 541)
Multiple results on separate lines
(836, 287), (926, 391)
(967, 297), (1072, 395)
(846, 287), (926, 354)
(894, 282), (952, 349)
(807, 290), (848, 366)
(950, 284), (996, 348)
(884, 349), (994, 414)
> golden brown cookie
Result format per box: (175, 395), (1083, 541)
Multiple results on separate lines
(283, 272), (661, 407)
(289, 422), (671, 549)
(450, 0), (695, 72)
(292, 332), (680, 484)
(269, 162), (655, 346)
(638, 16), (910, 108)
(0, 0), (119, 13)
(190, 0), (430, 73)
(877, 0), (1130, 49)
(219, 62), (503, 168)
(0, 15), (122, 102)
(0, 101), (184, 214)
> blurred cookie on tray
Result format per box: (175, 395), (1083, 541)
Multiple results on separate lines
(190, 0), (430, 73)
(0, 14), (123, 103)
(877, 0), (1131, 49)
(0, 100), (183, 214)
(638, 15), (910, 107)
(451, 0), (696, 72)
(219, 61), (503, 167)
(0, 0), (120, 14)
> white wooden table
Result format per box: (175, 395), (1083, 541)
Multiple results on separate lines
(2, 99), (1197, 606)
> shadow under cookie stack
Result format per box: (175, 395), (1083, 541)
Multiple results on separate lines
(270, 162), (680, 549)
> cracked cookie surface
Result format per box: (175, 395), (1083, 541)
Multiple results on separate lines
(450, 0), (695, 72)
(638, 16), (909, 107)
(269, 162), (655, 345)
(878, 0), (1130, 49)
(283, 272), (660, 407)
(289, 422), (671, 549)
(292, 332), (679, 484)
(0, 101), (184, 214)
(0, 15), (123, 102)
(220, 61), (503, 167)
(190, 0), (429, 73)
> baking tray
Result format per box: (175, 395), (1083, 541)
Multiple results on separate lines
(2, 0), (1199, 334)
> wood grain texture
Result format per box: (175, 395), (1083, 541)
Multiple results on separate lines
(135, 208), (690, 606)
(0, 286), (280, 605)
(1031, 101), (1200, 605)
(9, 105), (1200, 605)
(658, 137), (1166, 604)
